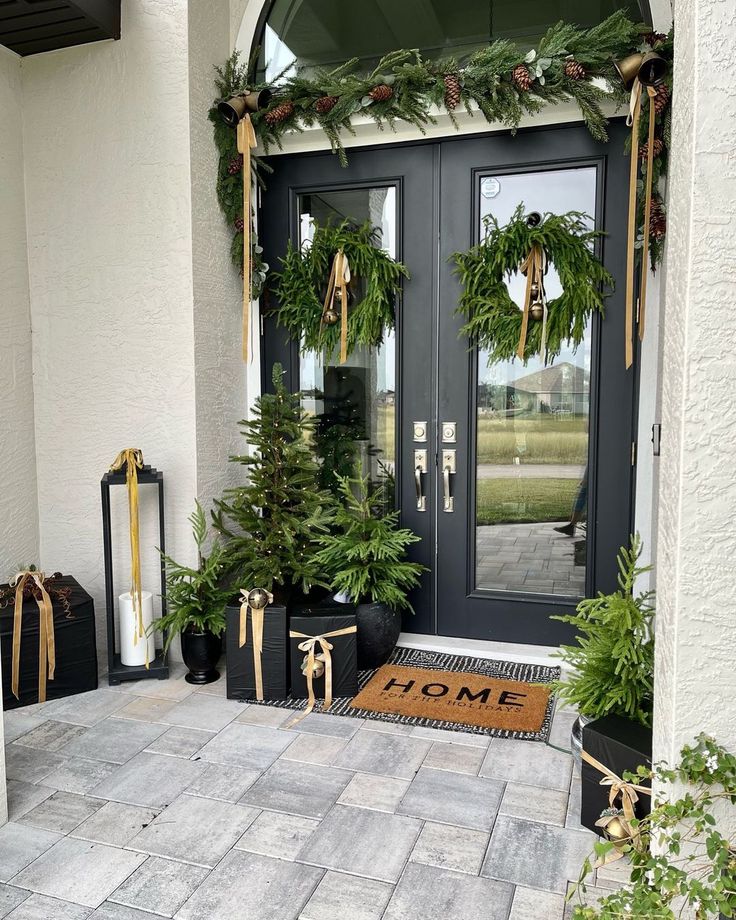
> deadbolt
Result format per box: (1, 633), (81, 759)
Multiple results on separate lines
(442, 422), (457, 443)
(413, 421), (428, 443)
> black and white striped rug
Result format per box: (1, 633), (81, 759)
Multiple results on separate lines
(251, 646), (559, 742)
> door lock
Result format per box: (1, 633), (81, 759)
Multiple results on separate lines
(441, 421), (457, 443)
(413, 421), (428, 443)
(414, 449), (428, 512)
(442, 449), (456, 512)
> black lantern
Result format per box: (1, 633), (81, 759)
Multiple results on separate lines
(101, 461), (169, 684)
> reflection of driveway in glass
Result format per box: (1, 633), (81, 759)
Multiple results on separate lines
(477, 464), (585, 479)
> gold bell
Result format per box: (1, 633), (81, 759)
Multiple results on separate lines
(323, 308), (339, 325)
(613, 51), (667, 90)
(218, 89), (273, 127)
(603, 816), (629, 848)
(247, 588), (269, 610)
(530, 301), (544, 322)
(301, 654), (325, 680)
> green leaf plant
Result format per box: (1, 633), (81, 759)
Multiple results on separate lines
(552, 534), (654, 726)
(570, 734), (736, 919)
(154, 500), (230, 653)
(314, 475), (426, 612)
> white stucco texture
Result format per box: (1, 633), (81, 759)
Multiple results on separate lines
(0, 47), (39, 578)
(654, 0), (736, 770)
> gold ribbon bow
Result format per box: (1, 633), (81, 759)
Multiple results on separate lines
(322, 249), (351, 365)
(583, 748), (652, 859)
(10, 571), (56, 702)
(109, 448), (148, 668)
(287, 625), (357, 726)
(624, 78), (658, 369)
(238, 588), (273, 701)
(237, 113), (258, 363)
(517, 243), (547, 362)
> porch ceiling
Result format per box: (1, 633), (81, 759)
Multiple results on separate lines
(0, 0), (119, 57)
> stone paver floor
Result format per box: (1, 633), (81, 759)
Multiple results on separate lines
(0, 663), (620, 919)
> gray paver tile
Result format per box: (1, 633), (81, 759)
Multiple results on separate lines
(14, 721), (86, 753)
(480, 738), (573, 792)
(300, 871), (393, 920)
(41, 759), (118, 796)
(422, 741), (485, 775)
(235, 706), (291, 728)
(397, 766), (504, 831)
(71, 802), (158, 847)
(0, 884), (29, 919)
(334, 732), (430, 780)
(510, 885), (566, 919)
(235, 811), (319, 860)
(19, 792), (102, 834)
(161, 695), (245, 733)
(286, 712), (363, 739)
(240, 759), (351, 819)
(42, 691), (129, 727)
(61, 719), (166, 764)
(197, 722), (294, 770)
(337, 773), (410, 813)
(5, 894), (91, 919)
(91, 905), (166, 920)
(90, 753), (204, 810)
(382, 862), (514, 920)
(4, 745), (66, 784)
(6, 782), (53, 822)
(410, 822), (489, 875)
(0, 823), (60, 883)
(113, 698), (176, 724)
(184, 763), (261, 803)
(110, 856), (209, 918)
(280, 733), (347, 766)
(144, 727), (214, 759)
(500, 782), (569, 826)
(3, 713), (48, 745)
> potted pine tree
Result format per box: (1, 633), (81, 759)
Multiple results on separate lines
(315, 475), (426, 669)
(154, 501), (229, 684)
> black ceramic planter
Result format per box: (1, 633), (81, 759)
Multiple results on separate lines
(180, 627), (222, 685)
(356, 601), (401, 670)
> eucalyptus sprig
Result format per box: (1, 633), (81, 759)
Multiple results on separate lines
(571, 734), (736, 919)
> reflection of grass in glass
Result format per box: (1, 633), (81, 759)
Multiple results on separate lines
(476, 478), (577, 525)
(476, 415), (587, 465)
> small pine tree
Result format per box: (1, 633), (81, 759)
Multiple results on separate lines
(212, 364), (335, 599)
(315, 475), (426, 612)
(552, 535), (655, 726)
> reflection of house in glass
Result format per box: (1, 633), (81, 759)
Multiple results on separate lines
(509, 362), (590, 416)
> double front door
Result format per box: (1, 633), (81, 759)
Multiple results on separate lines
(261, 123), (635, 646)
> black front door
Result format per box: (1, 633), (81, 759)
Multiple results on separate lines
(261, 123), (635, 646)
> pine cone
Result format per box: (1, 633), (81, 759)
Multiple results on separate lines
(564, 59), (586, 81)
(444, 73), (462, 110)
(653, 83), (670, 116)
(315, 95), (339, 114)
(511, 64), (533, 92)
(264, 100), (295, 126)
(234, 216), (245, 233)
(369, 84), (393, 102)
(649, 199), (666, 241)
(644, 31), (667, 47)
(227, 155), (243, 175)
(639, 137), (665, 160)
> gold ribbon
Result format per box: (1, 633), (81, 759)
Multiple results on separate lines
(624, 80), (658, 369)
(237, 114), (258, 363)
(321, 249), (351, 364)
(109, 448), (148, 668)
(238, 588), (273, 701)
(287, 625), (358, 726)
(582, 748), (652, 858)
(10, 571), (56, 702)
(517, 243), (547, 362)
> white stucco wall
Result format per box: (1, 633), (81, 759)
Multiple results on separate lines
(20, 0), (199, 661)
(0, 48), (39, 578)
(654, 0), (736, 775)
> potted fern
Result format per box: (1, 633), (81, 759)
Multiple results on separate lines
(154, 501), (230, 684)
(315, 475), (426, 669)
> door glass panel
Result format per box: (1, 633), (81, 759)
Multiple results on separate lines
(298, 187), (397, 510)
(474, 167), (597, 597)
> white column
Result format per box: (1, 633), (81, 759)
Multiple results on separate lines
(654, 0), (736, 778)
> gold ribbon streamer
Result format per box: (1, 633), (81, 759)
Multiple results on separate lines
(10, 571), (56, 703)
(238, 588), (273, 701)
(287, 625), (357, 726)
(321, 250), (351, 364)
(237, 114), (258, 363)
(109, 448), (148, 668)
(517, 243), (547, 361)
(639, 85), (658, 345)
(582, 748), (652, 859)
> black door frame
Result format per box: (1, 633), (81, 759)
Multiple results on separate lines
(259, 122), (637, 647)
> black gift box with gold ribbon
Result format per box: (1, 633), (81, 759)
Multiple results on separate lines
(581, 715), (652, 836)
(289, 612), (358, 705)
(225, 601), (289, 701)
(0, 575), (98, 709)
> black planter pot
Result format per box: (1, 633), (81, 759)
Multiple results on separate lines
(355, 601), (401, 670)
(180, 627), (222, 685)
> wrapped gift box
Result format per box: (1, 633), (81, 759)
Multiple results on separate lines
(289, 611), (358, 701)
(0, 575), (98, 709)
(225, 601), (289, 701)
(289, 597), (356, 619)
(581, 714), (652, 835)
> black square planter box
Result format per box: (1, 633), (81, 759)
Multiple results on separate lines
(581, 714), (653, 835)
(289, 612), (358, 701)
(225, 602), (289, 701)
(0, 575), (98, 709)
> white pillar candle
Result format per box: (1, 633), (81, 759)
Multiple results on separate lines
(118, 591), (156, 667)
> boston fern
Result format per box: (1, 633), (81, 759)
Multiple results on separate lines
(553, 535), (654, 726)
(315, 476), (426, 613)
(155, 501), (230, 653)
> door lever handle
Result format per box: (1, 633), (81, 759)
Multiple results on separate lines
(442, 449), (456, 513)
(414, 449), (427, 512)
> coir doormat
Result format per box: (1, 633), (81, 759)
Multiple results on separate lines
(248, 647), (559, 742)
(351, 663), (550, 732)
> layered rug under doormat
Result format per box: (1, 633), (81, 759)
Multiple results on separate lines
(252, 647), (559, 742)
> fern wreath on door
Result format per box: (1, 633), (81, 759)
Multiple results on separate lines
(272, 221), (409, 362)
(453, 205), (613, 364)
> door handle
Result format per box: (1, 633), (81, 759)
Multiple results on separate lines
(414, 449), (428, 512)
(442, 449), (456, 513)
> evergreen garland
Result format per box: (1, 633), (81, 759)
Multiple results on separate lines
(272, 221), (409, 361)
(453, 205), (612, 363)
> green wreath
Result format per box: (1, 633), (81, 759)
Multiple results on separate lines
(272, 221), (409, 361)
(453, 205), (613, 363)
